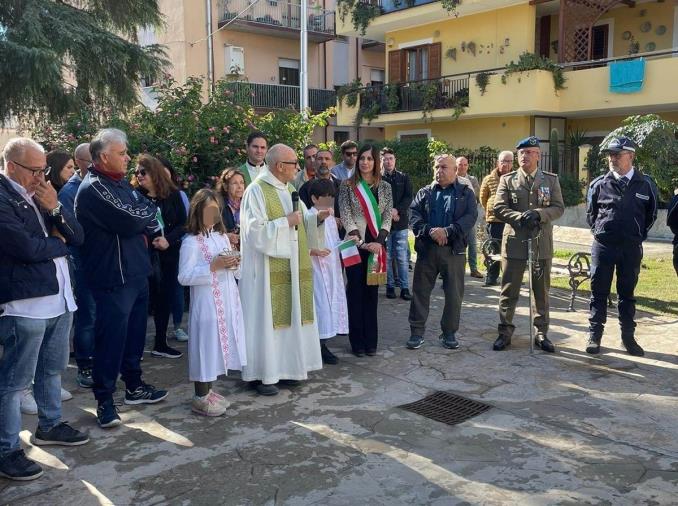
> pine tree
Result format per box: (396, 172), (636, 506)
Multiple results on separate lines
(0, 0), (168, 124)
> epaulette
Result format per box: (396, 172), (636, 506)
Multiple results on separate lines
(541, 170), (558, 177)
(501, 171), (518, 180)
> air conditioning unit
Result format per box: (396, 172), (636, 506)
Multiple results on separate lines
(224, 45), (244, 75)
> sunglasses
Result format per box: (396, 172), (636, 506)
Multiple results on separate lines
(344, 151), (358, 157)
(135, 169), (147, 177)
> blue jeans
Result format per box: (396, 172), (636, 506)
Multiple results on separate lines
(0, 312), (73, 456)
(72, 255), (96, 369)
(467, 225), (478, 271)
(386, 229), (410, 290)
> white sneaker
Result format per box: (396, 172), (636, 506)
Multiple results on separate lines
(173, 328), (189, 342)
(20, 390), (38, 415)
(61, 387), (73, 401)
(191, 393), (227, 417)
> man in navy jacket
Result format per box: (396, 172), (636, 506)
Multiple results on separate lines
(0, 137), (89, 481)
(586, 137), (658, 356)
(406, 154), (478, 351)
(668, 190), (678, 276)
(75, 128), (168, 428)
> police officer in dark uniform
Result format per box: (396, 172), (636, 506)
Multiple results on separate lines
(586, 136), (658, 356)
(668, 189), (678, 277)
(492, 136), (565, 352)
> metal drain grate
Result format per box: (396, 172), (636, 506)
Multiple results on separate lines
(398, 392), (492, 426)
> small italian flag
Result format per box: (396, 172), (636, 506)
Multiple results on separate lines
(338, 239), (361, 267)
(155, 208), (165, 236)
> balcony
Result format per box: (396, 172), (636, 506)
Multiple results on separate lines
(218, 0), (335, 42)
(338, 49), (678, 126)
(225, 81), (336, 113)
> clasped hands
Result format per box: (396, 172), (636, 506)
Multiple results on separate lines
(429, 227), (448, 246)
(286, 209), (331, 227)
(519, 210), (541, 230)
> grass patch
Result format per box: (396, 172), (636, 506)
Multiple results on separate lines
(550, 251), (678, 317)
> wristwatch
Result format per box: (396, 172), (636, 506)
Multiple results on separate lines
(49, 203), (63, 218)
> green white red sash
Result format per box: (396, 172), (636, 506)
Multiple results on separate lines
(353, 180), (387, 285)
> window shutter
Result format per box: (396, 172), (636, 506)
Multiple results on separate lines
(428, 42), (441, 79)
(388, 50), (402, 83)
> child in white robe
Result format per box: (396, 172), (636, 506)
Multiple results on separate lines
(308, 179), (349, 365)
(178, 189), (247, 416)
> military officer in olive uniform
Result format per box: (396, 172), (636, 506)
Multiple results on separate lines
(492, 136), (565, 352)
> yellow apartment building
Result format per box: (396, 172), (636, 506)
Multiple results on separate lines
(146, 0), (386, 143)
(335, 0), (678, 157)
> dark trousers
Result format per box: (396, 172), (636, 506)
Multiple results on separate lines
(498, 257), (552, 338)
(91, 276), (149, 403)
(409, 245), (465, 336)
(589, 239), (642, 337)
(72, 256), (96, 369)
(673, 244), (678, 277)
(485, 222), (505, 283)
(150, 255), (179, 349)
(346, 248), (379, 353)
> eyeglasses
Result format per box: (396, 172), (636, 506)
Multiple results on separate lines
(499, 159), (513, 164)
(344, 151), (358, 157)
(135, 169), (147, 177)
(10, 160), (51, 177)
(279, 161), (299, 167)
(607, 152), (630, 158)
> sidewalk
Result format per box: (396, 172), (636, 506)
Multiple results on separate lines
(2, 277), (677, 505)
(554, 225), (674, 257)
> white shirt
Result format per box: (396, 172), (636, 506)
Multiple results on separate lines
(612, 167), (634, 181)
(0, 179), (77, 319)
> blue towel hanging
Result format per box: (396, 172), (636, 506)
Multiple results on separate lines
(609, 59), (645, 94)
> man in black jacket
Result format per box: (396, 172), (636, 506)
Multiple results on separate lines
(381, 147), (414, 300)
(668, 190), (678, 277)
(406, 155), (478, 350)
(0, 137), (89, 481)
(76, 128), (168, 429)
(586, 136), (658, 356)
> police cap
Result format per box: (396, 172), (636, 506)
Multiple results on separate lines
(601, 136), (637, 153)
(516, 136), (540, 150)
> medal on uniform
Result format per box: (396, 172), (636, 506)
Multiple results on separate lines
(538, 187), (551, 206)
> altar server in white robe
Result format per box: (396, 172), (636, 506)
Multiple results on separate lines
(307, 178), (348, 366)
(178, 189), (247, 416)
(240, 144), (331, 396)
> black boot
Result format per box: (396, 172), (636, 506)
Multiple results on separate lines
(535, 332), (555, 353)
(321, 342), (339, 364)
(586, 333), (601, 354)
(621, 332), (644, 356)
(492, 334), (511, 351)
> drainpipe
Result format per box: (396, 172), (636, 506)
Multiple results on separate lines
(300, 0), (309, 116)
(356, 39), (360, 142)
(206, 0), (215, 94)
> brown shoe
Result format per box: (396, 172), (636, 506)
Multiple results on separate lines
(470, 270), (484, 279)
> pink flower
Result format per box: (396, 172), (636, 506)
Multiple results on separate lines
(192, 156), (198, 163)
(208, 127), (215, 132)
(210, 136), (218, 144)
(187, 174), (195, 182)
(223, 126), (230, 133)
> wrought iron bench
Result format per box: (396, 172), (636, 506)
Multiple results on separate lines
(481, 238), (501, 278)
(566, 252), (613, 312)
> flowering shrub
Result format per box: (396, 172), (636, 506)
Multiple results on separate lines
(26, 76), (334, 193)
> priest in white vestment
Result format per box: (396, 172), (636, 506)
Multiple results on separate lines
(239, 144), (330, 396)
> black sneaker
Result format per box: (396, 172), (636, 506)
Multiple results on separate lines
(400, 289), (412, 301)
(77, 367), (94, 388)
(320, 342), (339, 365)
(97, 400), (122, 428)
(151, 345), (183, 359)
(440, 333), (460, 349)
(406, 335), (424, 350)
(586, 334), (601, 354)
(124, 383), (169, 405)
(386, 287), (397, 299)
(0, 449), (43, 481)
(256, 383), (279, 396)
(31, 422), (89, 447)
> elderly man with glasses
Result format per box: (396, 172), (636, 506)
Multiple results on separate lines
(585, 136), (658, 356)
(0, 137), (89, 481)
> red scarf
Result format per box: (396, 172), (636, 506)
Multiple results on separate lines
(93, 163), (125, 182)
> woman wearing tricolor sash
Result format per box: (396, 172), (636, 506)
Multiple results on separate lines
(338, 145), (393, 357)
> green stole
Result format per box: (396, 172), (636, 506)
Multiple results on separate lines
(240, 163), (253, 186)
(255, 179), (314, 329)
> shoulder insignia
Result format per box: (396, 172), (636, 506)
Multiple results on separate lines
(541, 170), (558, 177)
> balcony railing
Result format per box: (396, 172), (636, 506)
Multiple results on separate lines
(358, 0), (438, 14)
(218, 0), (335, 36)
(360, 74), (470, 114)
(225, 81), (336, 113)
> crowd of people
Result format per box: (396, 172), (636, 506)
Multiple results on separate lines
(0, 125), (673, 482)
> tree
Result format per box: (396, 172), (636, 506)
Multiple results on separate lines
(0, 0), (168, 125)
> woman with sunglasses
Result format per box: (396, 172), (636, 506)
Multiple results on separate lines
(46, 150), (76, 192)
(338, 144), (392, 357)
(132, 154), (187, 359)
(215, 168), (246, 250)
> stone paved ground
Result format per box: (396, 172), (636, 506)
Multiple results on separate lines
(2, 277), (677, 505)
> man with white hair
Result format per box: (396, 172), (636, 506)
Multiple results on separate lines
(58, 142), (95, 388)
(0, 137), (89, 481)
(456, 156), (483, 279)
(76, 128), (168, 428)
(240, 143), (329, 396)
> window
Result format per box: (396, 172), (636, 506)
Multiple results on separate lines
(334, 131), (349, 145)
(279, 58), (299, 86)
(370, 69), (385, 87)
(388, 43), (441, 83)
